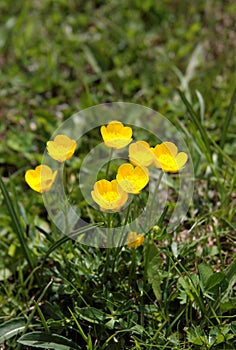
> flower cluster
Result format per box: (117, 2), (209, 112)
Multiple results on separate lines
(91, 120), (188, 212)
(25, 121), (188, 247)
(25, 134), (76, 193)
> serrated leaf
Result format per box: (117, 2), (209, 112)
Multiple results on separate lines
(185, 326), (207, 346)
(0, 318), (26, 342)
(17, 332), (80, 350)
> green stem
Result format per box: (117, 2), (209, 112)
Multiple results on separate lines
(34, 300), (50, 332)
(103, 212), (112, 280)
(120, 203), (132, 246)
(141, 230), (153, 330)
(147, 171), (164, 227)
(58, 165), (69, 235)
(133, 194), (137, 220)
(105, 148), (113, 179)
(143, 231), (151, 287)
(128, 246), (136, 290)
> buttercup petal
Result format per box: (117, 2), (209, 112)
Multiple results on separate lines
(117, 163), (149, 194)
(100, 121), (133, 149)
(129, 141), (154, 167)
(127, 232), (144, 248)
(100, 126), (109, 140)
(25, 165), (57, 193)
(91, 179), (128, 211)
(47, 134), (76, 162)
(122, 126), (133, 138)
(153, 142), (178, 157)
(175, 152), (188, 168)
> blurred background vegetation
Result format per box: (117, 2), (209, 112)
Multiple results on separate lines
(0, 0), (236, 349)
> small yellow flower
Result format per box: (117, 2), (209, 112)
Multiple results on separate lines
(116, 163), (149, 194)
(101, 121), (132, 149)
(25, 165), (57, 193)
(129, 141), (154, 167)
(127, 232), (144, 248)
(152, 142), (188, 173)
(91, 179), (128, 211)
(47, 134), (76, 162)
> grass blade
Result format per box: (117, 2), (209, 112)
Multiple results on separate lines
(0, 177), (35, 270)
(178, 89), (211, 160)
(220, 87), (236, 150)
(42, 222), (103, 263)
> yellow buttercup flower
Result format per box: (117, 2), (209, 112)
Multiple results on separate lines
(116, 163), (149, 194)
(129, 141), (154, 167)
(91, 179), (128, 211)
(152, 142), (188, 173)
(47, 134), (76, 162)
(25, 165), (57, 193)
(127, 232), (144, 248)
(101, 121), (132, 149)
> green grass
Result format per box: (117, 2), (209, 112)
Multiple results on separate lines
(0, 0), (236, 349)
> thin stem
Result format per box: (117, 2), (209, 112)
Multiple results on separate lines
(105, 148), (114, 179)
(120, 203), (132, 246)
(133, 194), (137, 220)
(147, 171), (164, 227)
(103, 212), (112, 280)
(58, 165), (69, 235)
(128, 246), (136, 291)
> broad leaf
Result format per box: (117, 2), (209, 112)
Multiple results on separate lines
(205, 272), (225, 291)
(18, 332), (81, 349)
(198, 263), (213, 291)
(0, 318), (26, 343)
(75, 307), (106, 324)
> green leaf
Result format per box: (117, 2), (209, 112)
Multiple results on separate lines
(220, 87), (236, 150)
(185, 326), (207, 346)
(75, 307), (106, 324)
(0, 177), (35, 270)
(198, 263), (213, 290)
(105, 318), (116, 329)
(17, 332), (81, 349)
(42, 222), (103, 263)
(178, 89), (211, 159)
(225, 259), (236, 285)
(146, 244), (162, 301)
(129, 325), (144, 335)
(0, 318), (26, 343)
(205, 272), (225, 291)
(208, 325), (234, 346)
(231, 322), (236, 335)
